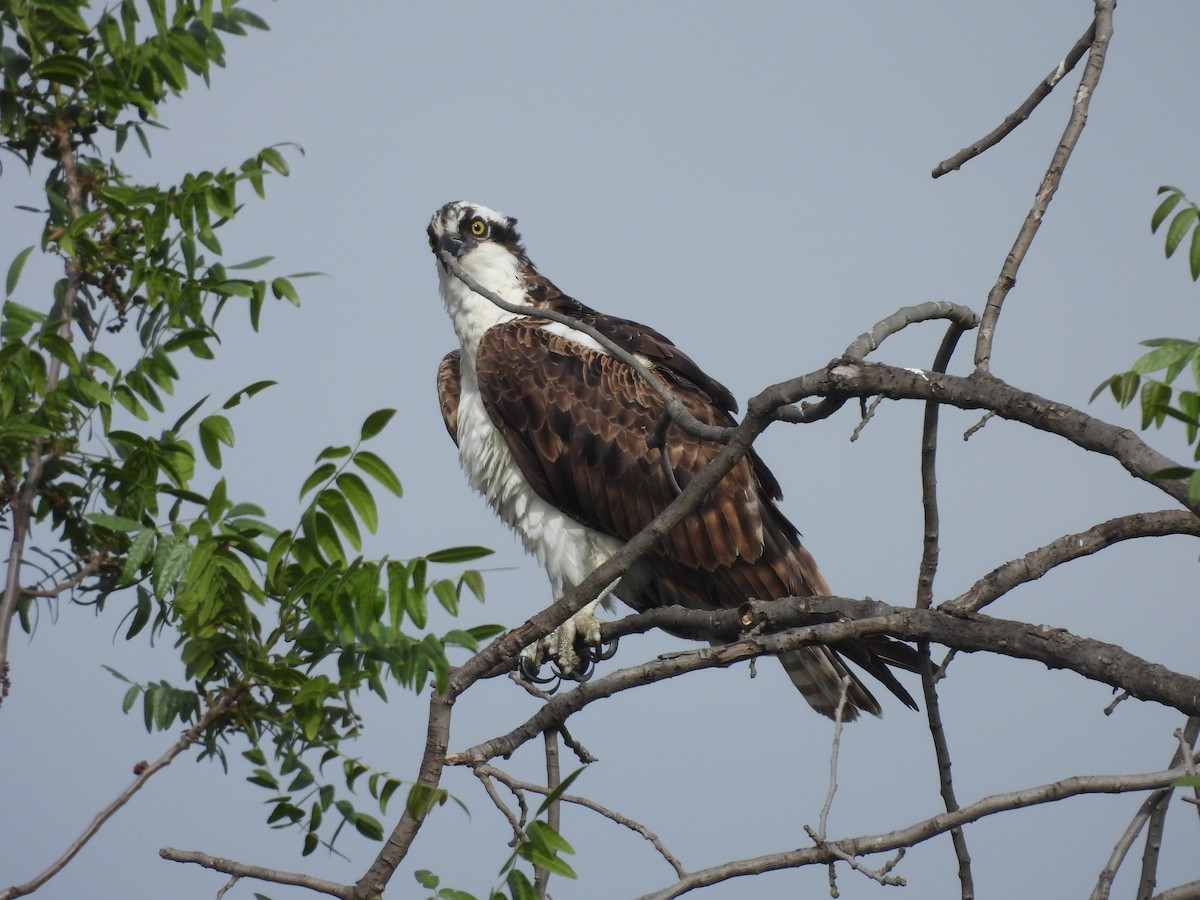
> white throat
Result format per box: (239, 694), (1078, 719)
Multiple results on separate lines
(437, 243), (527, 359)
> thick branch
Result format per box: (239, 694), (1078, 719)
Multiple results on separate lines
(932, 19), (1098, 177)
(782, 362), (1192, 509)
(5, 688), (240, 900)
(354, 687), (454, 897)
(637, 765), (1194, 900)
(974, 0), (1115, 371)
(451, 599), (1200, 767)
(946, 511), (1200, 614)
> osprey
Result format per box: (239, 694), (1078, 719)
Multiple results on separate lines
(428, 200), (917, 719)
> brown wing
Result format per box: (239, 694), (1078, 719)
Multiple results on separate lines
(474, 318), (918, 718)
(436, 350), (461, 446)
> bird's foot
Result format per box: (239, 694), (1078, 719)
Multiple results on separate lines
(518, 601), (619, 686)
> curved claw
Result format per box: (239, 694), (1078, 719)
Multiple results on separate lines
(556, 654), (595, 683)
(594, 637), (620, 662)
(519, 655), (561, 688)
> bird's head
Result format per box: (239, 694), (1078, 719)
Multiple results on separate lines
(428, 201), (535, 340)
(427, 201), (531, 284)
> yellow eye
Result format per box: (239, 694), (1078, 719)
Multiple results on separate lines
(469, 218), (488, 238)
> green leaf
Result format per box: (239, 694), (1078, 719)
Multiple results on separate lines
(526, 820), (575, 856)
(272, 277), (300, 305)
(300, 463), (337, 499)
(6, 246), (34, 296)
(353, 813), (383, 840)
(121, 531), (156, 583)
(360, 409), (397, 441)
(86, 513), (145, 533)
(433, 579), (458, 616)
(1175, 775), (1200, 787)
(317, 489), (361, 551)
(122, 685), (140, 714)
(352, 451), (403, 498)
(336, 472), (378, 534)
(199, 414), (235, 467)
(1190, 224), (1200, 281)
(152, 537), (191, 599)
(228, 255), (274, 270)
(426, 546), (494, 564)
(259, 146), (290, 175)
(223, 380), (276, 409)
(405, 784), (447, 820)
(506, 870), (537, 900)
(415, 870), (440, 889)
(1152, 191), (1183, 232)
(1165, 207), (1198, 258)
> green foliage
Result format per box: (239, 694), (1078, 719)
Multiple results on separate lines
(410, 772), (583, 900)
(1095, 186), (1200, 505)
(1152, 186), (1200, 281)
(0, 0), (499, 862)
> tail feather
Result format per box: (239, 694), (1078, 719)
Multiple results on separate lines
(779, 646), (882, 721)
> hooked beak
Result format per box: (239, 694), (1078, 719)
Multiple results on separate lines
(437, 234), (468, 259)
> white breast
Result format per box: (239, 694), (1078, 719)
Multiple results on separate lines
(455, 360), (622, 596)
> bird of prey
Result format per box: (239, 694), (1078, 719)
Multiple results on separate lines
(428, 200), (917, 719)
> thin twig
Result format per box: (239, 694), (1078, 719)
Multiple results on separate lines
(917, 322), (975, 898)
(920, 645), (974, 899)
(932, 19), (1099, 177)
(639, 764), (1195, 900)
(974, 0), (1115, 371)
(474, 768), (523, 846)
(4, 688), (240, 900)
(534, 729), (562, 899)
(945, 510), (1200, 614)
(159, 848), (351, 899)
(1090, 718), (1199, 900)
(476, 765), (686, 879)
(557, 725), (598, 765)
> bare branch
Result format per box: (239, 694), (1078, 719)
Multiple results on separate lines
(932, 19), (1098, 177)
(920, 646), (974, 899)
(1136, 720), (1200, 900)
(159, 849), (352, 900)
(974, 0), (1115, 371)
(477, 765), (687, 880)
(1090, 718), (1200, 900)
(1151, 883), (1200, 900)
(474, 767), (524, 846)
(4, 688), (240, 900)
(638, 765), (1194, 900)
(776, 301), (978, 426)
(18, 557), (102, 599)
(946, 511), (1200, 614)
(451, 599), (1200, 768)
(781, 362), (1194, 509)
(533, 729), (562, 899)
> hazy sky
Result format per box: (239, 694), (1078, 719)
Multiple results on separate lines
(5, 3), (1200, 899)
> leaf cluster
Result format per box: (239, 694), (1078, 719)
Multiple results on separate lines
(1152, 185), (1200, 281)
(1094, 188), (1200, 504)
(1, 0), (504, 861)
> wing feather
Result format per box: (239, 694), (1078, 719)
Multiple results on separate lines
(471, 315), (917, 718)
(436, 350), (461, 446)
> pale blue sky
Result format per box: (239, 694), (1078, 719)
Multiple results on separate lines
(4, 3), (1200, 898)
